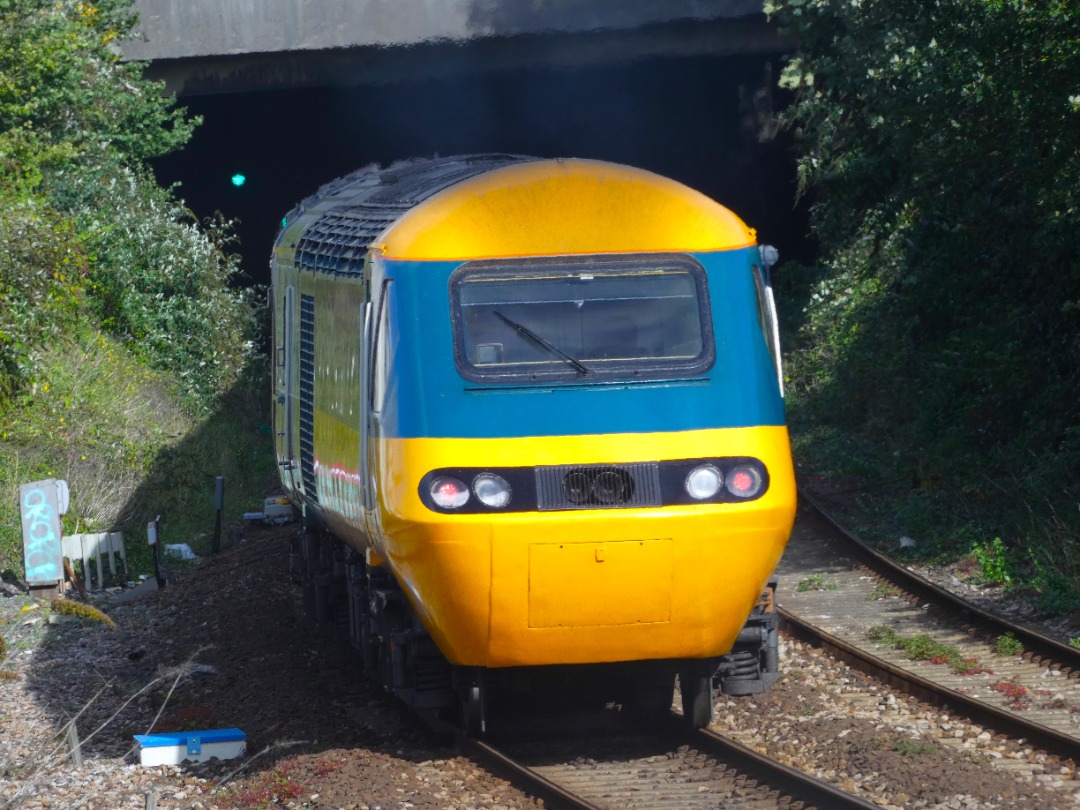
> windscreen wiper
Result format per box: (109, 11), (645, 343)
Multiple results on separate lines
(493, 311), (591, 376)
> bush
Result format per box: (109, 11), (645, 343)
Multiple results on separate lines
(53, 162), (260, 410)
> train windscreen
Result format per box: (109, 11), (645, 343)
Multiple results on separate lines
(450, 255), (714, 383)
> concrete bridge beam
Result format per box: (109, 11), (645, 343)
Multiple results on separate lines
(123, 0), (783, 95)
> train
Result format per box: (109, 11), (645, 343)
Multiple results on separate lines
(270, 155), (796, 732)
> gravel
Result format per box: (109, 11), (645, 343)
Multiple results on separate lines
(0, 524), (539, 810)
(2, 518), (1079, 810)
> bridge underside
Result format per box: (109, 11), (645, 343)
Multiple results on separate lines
(143, 18), (787, 96)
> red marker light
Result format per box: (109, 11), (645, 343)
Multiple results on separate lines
(731, 471), (754, 492)
(438, 480), (462, 497)
(725, 465), (763, 498)
(430, 475), (470, 508)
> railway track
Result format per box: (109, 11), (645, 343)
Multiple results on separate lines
(440, 710), (879, 810)
(779, 492), (1080, 763)
(409, 491), (1080, 808)
(435, 495), (1080, 807)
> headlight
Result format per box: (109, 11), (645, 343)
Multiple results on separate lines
(725, 465), (763, 498)
(685, 464), (723, 499)
(430, 476), (470, 508)
(473, 473), (511, 508)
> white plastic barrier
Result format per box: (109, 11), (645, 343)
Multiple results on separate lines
(61, 532), (126, 590)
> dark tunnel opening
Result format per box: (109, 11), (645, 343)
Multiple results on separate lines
(151, 53), (813, 286)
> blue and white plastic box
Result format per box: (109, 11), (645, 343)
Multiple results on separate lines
(134, 728), (246, 766)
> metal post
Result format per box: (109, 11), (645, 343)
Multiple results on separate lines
(148, 519), (164, 588)
(67, 721), (82, 768)
(211, 476), (224, 555)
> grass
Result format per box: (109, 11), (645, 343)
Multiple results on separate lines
(0, 334), (274, 582)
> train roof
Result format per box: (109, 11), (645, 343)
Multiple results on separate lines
(282, 155), (756, 268)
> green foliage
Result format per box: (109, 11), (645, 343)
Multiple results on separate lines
(0, 188), (86, 402)
(893, 739), (937, 757)
(770, 0), (1080, 609)
(0, 0), (255, 412)
(993, 632), (1023, 657)
(0, 0), (195, 166)
(52, 162), (260, 409)
(970, 537), (1013, 587)
(796, 573), (838, 592)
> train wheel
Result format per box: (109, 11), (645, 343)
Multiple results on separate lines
(679, 670), (715, 729)
(461, 684), (487, 737)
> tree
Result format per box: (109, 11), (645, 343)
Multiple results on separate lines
(0, 0), (255, 410)
(769, 0), (1080, 597)
(0, 0), (195, 167)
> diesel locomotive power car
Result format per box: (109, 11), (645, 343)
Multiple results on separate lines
(271, 155), (796, 732)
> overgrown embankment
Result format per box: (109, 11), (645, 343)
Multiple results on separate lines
(768, 1), (1080, 610)
(0, 1), (269, 579)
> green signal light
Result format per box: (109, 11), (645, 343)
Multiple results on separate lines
(231, 173), (246, 187)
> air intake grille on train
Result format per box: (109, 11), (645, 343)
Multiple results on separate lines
(298, 294), (318, 504)
(535, 462), (662, 511)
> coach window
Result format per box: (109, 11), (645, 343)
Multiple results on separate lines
(450, 254), (714, 384)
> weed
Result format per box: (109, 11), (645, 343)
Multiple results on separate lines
(866, 584), (902, 601)
(990, 676), (1030, 710)
(893, 738), (937, 757)
(1070, 638), (1080, 650)
(226, 759), (307, 810)
(970, 537), (1013, 587)
(867, 624), (992, 675)
(796, 573), (839, 592)
(312, 755), (343, 778)
(993, 632), (1023, 657)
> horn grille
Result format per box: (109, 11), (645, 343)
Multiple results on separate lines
(535, 462), (661, 511)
